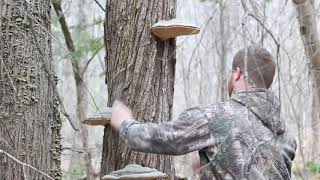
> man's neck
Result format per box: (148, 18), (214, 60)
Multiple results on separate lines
(232, 85), (257, 94)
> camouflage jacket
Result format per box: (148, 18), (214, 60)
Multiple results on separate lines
(120, 89), (297, 180)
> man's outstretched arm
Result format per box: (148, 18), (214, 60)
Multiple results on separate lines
(111, 101), (214, 155)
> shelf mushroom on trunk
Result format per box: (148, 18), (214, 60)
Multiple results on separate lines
(83, 110), (170, 179)
(82, 106), (112, 126)
(102, 164), (168, 180)
(151, 19), (200, 41)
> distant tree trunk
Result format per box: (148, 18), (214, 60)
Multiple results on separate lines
(101, 0), (176, 179)
(75, 66), (96, 179)
(293, 0), (320, 160)
(216, 3), (228, 101)
(73, 0), (95, 176)
(0, 0), (62, 179)
(52, 1), (96, 179)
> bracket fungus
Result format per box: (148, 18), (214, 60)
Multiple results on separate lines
(102, 164), (168, 180)
(151, 19), (200, 41)
(82, 106), (112, 126)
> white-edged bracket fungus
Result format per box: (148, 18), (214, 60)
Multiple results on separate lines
(151, 19), (200, 41)
(82, 106), (112, 126)
(102, 164), (168, 180)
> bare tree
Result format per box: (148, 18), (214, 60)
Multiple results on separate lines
(52, 0), (102, 179)
(215, 2), (230, 101)
(0, 0), (61, 179)
(293, 0), (320, 160)
(101, 0), (176, 179)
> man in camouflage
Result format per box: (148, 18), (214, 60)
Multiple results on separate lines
(111, 46), (296, 180)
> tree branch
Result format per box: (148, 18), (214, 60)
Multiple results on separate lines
(93, 0), (105, 12)
(52, 0), (76, 53)
(0, 149), (54, 180)
(81, 45), (104, 75)
(248, 13), (280, 47)
(62, 147), (85, 153)
(51, 0), (78, 70)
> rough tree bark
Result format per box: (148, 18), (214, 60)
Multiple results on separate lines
(293, 0), (320, 160)
(0, 0), (62, 179)
(101, 0), (176, 179)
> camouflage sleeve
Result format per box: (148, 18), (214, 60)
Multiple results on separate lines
(119, 107), (215, 155)
(278, 135), (297, 176)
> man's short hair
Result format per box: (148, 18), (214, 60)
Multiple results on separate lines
(232, 46), (276, 89)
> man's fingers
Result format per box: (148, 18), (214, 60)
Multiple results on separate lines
(110, 100), (134, 131)
(112, 99), (122, 107)
(113, 100), (132, 114)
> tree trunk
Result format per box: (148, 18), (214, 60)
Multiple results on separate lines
(216, 3), (228, 102)
(75, 72), (97, 180)
(293, 0), (320, 160)
(0, 0), (62, 179)
(101, 0), (176, 179)
(74, 0), (95, 177)
(52, 1), (97, 178)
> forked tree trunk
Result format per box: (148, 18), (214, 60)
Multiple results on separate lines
(0, 0), (62, 179)
(101, 0), (176, 179)
(293, 0), (320, 160)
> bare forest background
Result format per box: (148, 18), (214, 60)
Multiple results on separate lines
(1, 0), (320, 179)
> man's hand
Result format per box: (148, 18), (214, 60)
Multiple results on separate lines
(191, 151), (201, 172)
(111, 100), (133, 131)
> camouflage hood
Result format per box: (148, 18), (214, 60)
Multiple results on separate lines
(231, 88), (285, 135)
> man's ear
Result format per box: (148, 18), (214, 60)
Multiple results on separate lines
(234, 67), (241, 81)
